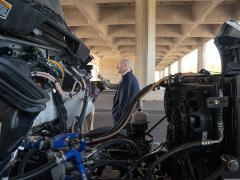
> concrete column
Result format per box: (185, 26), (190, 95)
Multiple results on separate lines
(146, 0), (156, 84)
(168, 65), (171, 75)
(135, 0), (145, 87)
(160, 70), (164, 78)
(159, 70), (162, 79)
(164, 67), (169, 77)
(178, 59), (182, 73)
(135, 0), (156, 87)
(197, 44), (205, 72)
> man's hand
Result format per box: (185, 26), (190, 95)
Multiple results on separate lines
(97, 73), (104, 80)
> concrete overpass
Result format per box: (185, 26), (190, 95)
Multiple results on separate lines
(60, 0), (240, 86)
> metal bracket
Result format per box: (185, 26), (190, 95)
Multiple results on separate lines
(235, 97), (240, 108)
(207, 96), (229, 108)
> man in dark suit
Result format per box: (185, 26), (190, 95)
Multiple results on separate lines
(98, 59), (140, 125)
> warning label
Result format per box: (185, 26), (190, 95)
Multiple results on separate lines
(0, 0), (12, 20)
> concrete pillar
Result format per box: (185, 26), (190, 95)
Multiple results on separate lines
(168, 65), (171, 75)
(159, 70), (162, 79)
(197, 44), (205, 72)
(135, 0), (156, 87)
(135, 0), (145, 87)
(146, 0), (156, 84)
(178, 59), (182, 73)
(164, 67), (169, 77)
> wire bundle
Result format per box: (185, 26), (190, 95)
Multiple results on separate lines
(46, 59), (65, 82)
(0, 57), (49, 113)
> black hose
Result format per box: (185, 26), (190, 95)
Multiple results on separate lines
(203, 163), (225, 180)
(17, 151), (35, 175)
(85, 127), (127, 142)
(87, 84), (154, 144)
(74, 88), (89, 132)
(10, 160), (57, 180)
(123, 143), (165, 178)
(85, 127), (112, 137)
(52, 90), (68, 131)
(146, 116), (166, 134)
(90, 160), (130, 170)
(220, 68), (240, 89)
(96, 139), (142, 157)
(144, 141), (202, 180)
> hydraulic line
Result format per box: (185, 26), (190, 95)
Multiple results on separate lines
(144, 142), (202, 180)
(123, 143), (166, 178)
(10, 160), (57, 180)
(70, 66), (90, 133)
(17, 151), (35, 175)
(146, 115), (166, 134)
(87, 139), (142, 158)
(85, 127), (127, 140)
(73, 87), (89, 133)
(203, 163), (225, 180)
(71, 66), (87, 91)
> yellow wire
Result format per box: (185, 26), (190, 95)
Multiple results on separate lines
(47, 59), (65, 80)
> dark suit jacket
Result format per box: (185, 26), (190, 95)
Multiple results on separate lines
(112, 71), (140, 122)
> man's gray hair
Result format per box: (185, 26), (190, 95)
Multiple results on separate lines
(121, 59), (132, 68)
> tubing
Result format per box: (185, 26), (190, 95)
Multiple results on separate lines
(17, 151), (35, 175)
(96, 139), (142, 156)
(203, 163), (225, 180)
(10, 160), (57, 180)
(73, 88), (89, 133)
(88, 160), (130, 178)
(144, 141), (202, 180)
(146, 116), (166, 134)
(123, 143), (165, 178)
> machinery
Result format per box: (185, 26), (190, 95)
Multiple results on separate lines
(0, 0), (240, 179)
(0, 0), (96, 179)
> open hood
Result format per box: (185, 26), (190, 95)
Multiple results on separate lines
(0, 0), (91, 65)
(214, 20), (240, 73)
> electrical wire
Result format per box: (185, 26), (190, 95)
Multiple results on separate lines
(32, 71), (81, 99)
(47, 59), (65, 82)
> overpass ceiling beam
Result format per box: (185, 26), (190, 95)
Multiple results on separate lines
(91, 0), (134, 3)
(108, 25), (135, 37)
(157, 0), (224, 69)
(84, 38), (107, 46)
(100, 6), (135, 25)
(69, 0), (121, 56)
(113, 37), (135, 45)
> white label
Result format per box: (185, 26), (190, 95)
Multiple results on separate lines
(0, 0), (12, 20)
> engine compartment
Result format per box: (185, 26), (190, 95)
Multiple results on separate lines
(0, 0), (240, 179)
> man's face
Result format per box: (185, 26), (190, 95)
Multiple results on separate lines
(116, 62), (126, 74)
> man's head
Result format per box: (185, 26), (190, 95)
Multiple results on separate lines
(116, 59), (131, 74)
